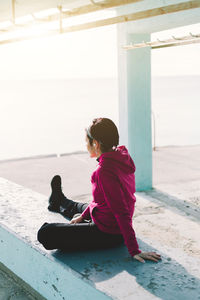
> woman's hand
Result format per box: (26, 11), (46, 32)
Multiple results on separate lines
(133, 252), (161, 263)
(69, 215), (83, 224)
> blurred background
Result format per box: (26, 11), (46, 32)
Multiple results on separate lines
(0, 22), (199, 161)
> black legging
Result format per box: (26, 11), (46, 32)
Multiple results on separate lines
(37, 199), (124, 251)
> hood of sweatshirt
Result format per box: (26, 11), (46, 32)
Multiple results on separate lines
(97, 145), (136, 174)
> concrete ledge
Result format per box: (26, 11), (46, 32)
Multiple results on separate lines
(1, 177), (200, 300)
(0, 178), (111, 300)
(0, 225), (111, 300)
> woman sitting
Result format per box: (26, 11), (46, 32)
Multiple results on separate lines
(37, 118), (161, 263)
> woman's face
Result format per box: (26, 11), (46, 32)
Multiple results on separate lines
(85, 135), (97, 158)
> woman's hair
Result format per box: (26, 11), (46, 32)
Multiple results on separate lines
(86, 118), (119, 152)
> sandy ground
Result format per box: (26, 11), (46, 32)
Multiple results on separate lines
(0, 145), (200, 299)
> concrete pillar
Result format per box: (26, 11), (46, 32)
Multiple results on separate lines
(117, 23), (152, 191)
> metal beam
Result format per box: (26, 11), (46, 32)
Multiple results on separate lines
(0, 0), (143, 34)
(1, 1), (200, 45)
(123, 33), (200, 49)
(153, 37), (200, 49)
(60, 0), (200, 33)
(58, 5), (63, 34)
(2, 1), (200, 34)
(40, 0), (143, 21)
(12, 0), (15, 24)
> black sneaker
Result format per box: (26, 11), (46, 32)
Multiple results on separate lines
(48, 175), (62, 212)
(51, 174), (62, 192)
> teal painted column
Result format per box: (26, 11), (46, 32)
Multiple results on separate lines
(117, 24), (152, 191)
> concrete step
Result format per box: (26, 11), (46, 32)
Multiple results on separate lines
(0, 177), (111, 300)
(0, 177), (200, 300)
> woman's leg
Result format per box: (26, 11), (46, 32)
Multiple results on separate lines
(48, 175), (89, 219)
(49, 193), (88, 219)
(37, 222), (124, 251)
(60, 198), (89, 219)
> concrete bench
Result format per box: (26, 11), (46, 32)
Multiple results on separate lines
(0, 177), (200, 300)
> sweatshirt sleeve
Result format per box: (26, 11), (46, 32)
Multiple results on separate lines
(81, 206), (90, 219)
(98, 169), (141, 256)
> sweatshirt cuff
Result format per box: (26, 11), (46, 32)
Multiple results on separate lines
(81, 206), (90, 219)
(131, 249), (142, 257)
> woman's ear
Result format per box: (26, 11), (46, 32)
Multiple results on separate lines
(93, 140), (101, 152)
(93, 139), (97, 147)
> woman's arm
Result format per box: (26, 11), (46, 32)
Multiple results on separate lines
(98, 169), (161, 262)
(81, 206), (90, 220)
(98, 169), (141, 256)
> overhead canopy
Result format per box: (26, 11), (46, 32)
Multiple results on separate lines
(0, 0), (92, 23)
(0, 0), (200, 45)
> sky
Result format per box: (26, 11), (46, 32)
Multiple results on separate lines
(0, 22), (200, 80)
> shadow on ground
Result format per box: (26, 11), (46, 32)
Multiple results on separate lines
(52, 239), (200, 300)
(140, 188), (200, 223)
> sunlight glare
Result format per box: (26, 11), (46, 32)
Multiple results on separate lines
(15, 15), (34, 25)
(33, 8), (59, 18)
(0, 20), (12, 30)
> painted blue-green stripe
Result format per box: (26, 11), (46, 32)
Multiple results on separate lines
(0, 225), (112, 300)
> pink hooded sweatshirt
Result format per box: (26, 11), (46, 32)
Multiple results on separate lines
(81, 145), (141, 257)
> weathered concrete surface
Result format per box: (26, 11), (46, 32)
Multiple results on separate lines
(0, 177), (200, 300)
(0, 145), (200, 299)
(0, 179), (112, 300)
